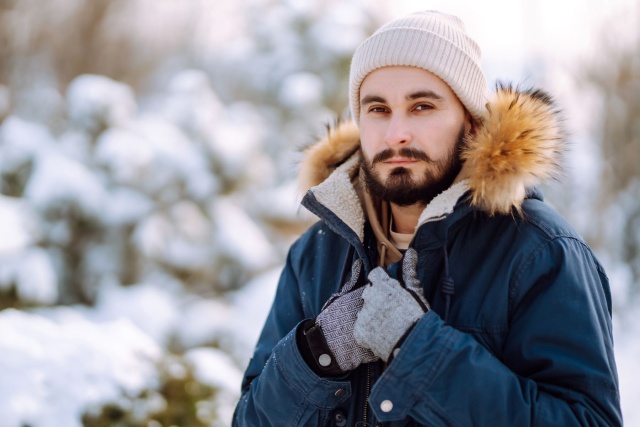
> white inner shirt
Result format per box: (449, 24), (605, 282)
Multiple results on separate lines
(389, 217), (413, 250)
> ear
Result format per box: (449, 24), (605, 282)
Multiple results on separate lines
(464, 110), (477, 136)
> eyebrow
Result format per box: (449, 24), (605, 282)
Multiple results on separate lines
(408, 90), (443, 101)
(360, 95), (386, 106)
(360, 90), (444, 106)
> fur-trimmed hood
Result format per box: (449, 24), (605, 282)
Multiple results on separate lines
(299, 85), (565, 232)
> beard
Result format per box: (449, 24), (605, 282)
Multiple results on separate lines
(361, 126), (467, 207)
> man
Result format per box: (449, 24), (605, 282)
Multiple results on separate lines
(233, 11), (622, 427)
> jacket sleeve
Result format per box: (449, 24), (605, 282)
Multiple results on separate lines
(368, 236), (622, 426)
(232, 241), (353, 427)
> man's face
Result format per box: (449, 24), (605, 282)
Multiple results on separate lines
(359, 66), (471, 207)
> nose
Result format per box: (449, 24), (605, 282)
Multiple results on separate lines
(383, 114), (412, 147)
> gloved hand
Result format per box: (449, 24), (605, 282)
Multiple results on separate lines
(354, 248), (429, 362)
(301, 260), (379, 374)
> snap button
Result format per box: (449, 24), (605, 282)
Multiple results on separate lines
(380, 399), (393, 413)
(318, 354), (332, 367)
(334, 388), (345, 397)
(333, 409), (347, 426)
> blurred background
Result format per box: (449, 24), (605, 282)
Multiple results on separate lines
(0, 0), (638, 426)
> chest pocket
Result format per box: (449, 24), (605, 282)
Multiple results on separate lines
(416, 246), (508, 359)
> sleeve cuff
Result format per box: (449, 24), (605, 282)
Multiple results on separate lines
(296, 319), (346, 376)
(386, 320), (418, 364)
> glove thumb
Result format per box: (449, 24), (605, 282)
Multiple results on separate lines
(368, 266), (391, 285)
(402, 248), (429, 310)
(341, 259), (363, 294)
(402, 248), (419, 288)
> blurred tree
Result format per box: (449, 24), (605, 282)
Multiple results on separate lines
(200, 1), (384, 182)
(0, 0), (191, 90)
(0, 1), (384, 308)
(580, 26), (640, 298)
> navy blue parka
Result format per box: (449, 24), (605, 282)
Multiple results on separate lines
(233, 88), (622, 426)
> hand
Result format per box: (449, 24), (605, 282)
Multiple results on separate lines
(307, 260), (379, 373)
(354, 248), (429, 362)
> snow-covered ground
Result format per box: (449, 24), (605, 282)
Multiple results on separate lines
(0, 269), (280, 427)
(0, 309), (162, 427)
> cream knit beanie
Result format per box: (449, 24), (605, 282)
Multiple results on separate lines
(349, 11), (487, 123)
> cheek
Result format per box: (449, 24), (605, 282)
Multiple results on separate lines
(419, 122), (461, 158)
(358, 123), (383, 157)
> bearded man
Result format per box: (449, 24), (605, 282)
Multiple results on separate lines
(233, 11), (622, 427)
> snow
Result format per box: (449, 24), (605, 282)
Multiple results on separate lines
(250, 179), (308, 223)
(95, 116), (219, 201)
(57, 130), (93, 165)
(24, 151), (108, 218)
(308, 3), (370, 55)
(175, 267), (281, 363)
(0, 195), (39, 254)
(154, 70), (271, 186)
(102, 186), (154, 226)
(14, 247), (58, 305)
(209, 102), (269, 183)
(0, 197), (52, 302)
(184, 347), (242, 394)
(0, 309), (161, 427)
(184, 347), (243, 427)
(279, 72), (324, 108)
(161, 69), (225, 138)
(173, 268), (281, 426)
(210, 198), (277, 271)
(0, 270), (280, 427)
(90, 282), (181, 347)
(175, 297), (233, 349)
(66, 74), (136, 133)
(226, 267), (281, 364)
(133, 200), (214, 270)
(0, 116), (54, 174)
(614, 314), (640, 427)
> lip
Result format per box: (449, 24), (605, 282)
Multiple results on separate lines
(383, 158), (419, 165)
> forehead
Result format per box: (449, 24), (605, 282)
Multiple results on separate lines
(360, 66), (456, 100)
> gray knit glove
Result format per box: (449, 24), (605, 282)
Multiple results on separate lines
(354, 248), (429, 362)
(315, 260), (379, 372)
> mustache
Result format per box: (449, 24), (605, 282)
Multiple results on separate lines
(371, 147), (434, 165)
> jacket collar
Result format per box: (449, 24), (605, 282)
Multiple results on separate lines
(302, 153), (365, 242)
(300, 85), (565, 242)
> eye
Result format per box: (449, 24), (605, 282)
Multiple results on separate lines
(414, 104), (434, 111)
(368, 106), (388, 113)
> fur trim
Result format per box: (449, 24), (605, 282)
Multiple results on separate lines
(299, 84), (565, 217)
(299, 121), (360, 193)
(460, 84), (565, 215)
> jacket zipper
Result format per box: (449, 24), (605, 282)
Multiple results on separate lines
(363, 364), (371, 425)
